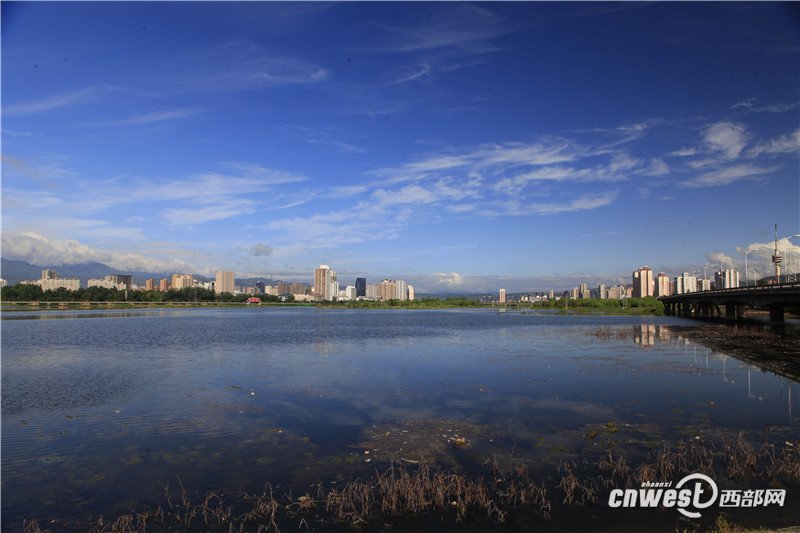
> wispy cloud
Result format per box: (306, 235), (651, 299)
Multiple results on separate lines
(747, 129), (800, 156)
(162, 201), (257, 227)
(279, 124), (366, 154)
(154, 42), (329, 94)
(530, 192), (619, 215)
(681, 164), (780, 187)
(3, 87), (94, 116)
(731, 97), (757, 109)
(750, 101), (800, 113)
(670, 147), (699, 157)
(372, 4), (508, 53)
(388, 61), (434, 85)
(96, 107), (202, 126)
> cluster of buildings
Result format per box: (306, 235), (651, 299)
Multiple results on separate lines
(20, 270), (133, 292)
(496, 266), (743, 303)
(16, 262), (745, 305)
(629, 266), (740, 298)
(313, 264), (414, 302)
(15, 265), (416, 303)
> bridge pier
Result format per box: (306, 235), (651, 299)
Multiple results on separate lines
(769, 305), (784, 325)
(723, 304), (746, 320)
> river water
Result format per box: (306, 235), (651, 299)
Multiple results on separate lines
(2, 308), (798, 531)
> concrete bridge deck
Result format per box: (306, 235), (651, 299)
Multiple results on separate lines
(660, 283), (800, 324)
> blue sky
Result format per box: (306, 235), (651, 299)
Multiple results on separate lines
(2, 2), (799, 292)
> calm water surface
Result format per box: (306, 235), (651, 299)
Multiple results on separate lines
(2, 308), (798, 530)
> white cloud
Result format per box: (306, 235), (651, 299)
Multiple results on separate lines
(3, 87), (94, 116)
(163, 202), (256, 227)
(731, 97), (756, 109)
(644, 158), (669, 176)
(432, 272), (465, 286)
(748, 102), (800, 113)
(670, 148), (699, 157)
(154, 42), (330, 94)
(734, 238), (800, 280)
(703, 121), (749, 159)
(373, 4), (508, 53)
(748, 129), (800, 157)
(681, 164), (780, 187)
(98, 107), (202, 126)
(1, 232), (194, 273)
(530, 192), (618, 215)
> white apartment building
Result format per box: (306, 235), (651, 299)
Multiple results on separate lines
(674, 273), (697, 295)
(215, 270), (236, 294)
(714, 269), (740, 290)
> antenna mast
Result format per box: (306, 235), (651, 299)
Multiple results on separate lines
(772, 224), (783, 278)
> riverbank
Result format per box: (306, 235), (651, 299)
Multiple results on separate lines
(1, 301), (664, 314)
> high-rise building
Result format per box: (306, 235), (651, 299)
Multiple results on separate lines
(172, 274), (194, 290)
(345, 285), (357, 300)
(380, 279), (396, 301)
(88, 276), (127, 290)
(215, 271), (236, 294)
(632, 267), (654, 298)
(159, 279), (170, 292)
(714, 269), (740, 290)
(355, 278), (366, 298)
(698, 278), (711, 291)
(255, 281), (265, 294)
(314, 265), (338, 300)
(145, 278), (155, 291)
(499, 288), (506, 303)
(654, 272), (671, 297)
(395, 280), (408, 301)
(407, 285), (415, 301)
(38, 269), (80, 291)
(277, 282), (292, 295)
(597, 284), (607, 299)
(674, 273), (697, 295)
(106, 275), (133, 289)
(577, 283), (588, 299)
(366, 283), (378, 300)
(290, 282), (309, 295)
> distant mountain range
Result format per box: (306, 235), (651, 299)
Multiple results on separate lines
(0, 258), (178, 286)
(0, 258), (294, 289)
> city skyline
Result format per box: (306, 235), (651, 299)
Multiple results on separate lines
(2, 3), (799, 293)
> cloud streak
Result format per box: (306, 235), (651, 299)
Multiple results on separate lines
(3, 87), (94, 116)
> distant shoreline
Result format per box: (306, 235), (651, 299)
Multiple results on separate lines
(0, 300), (665, 315)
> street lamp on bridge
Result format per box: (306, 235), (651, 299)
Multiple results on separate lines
(743, 248), (755, 287)
(783, 234), (800, 282)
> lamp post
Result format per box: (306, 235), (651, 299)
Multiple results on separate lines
(743, 248), (755, 287)
(783, 234), (800, 283)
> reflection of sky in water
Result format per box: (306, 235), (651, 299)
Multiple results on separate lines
(2, 308), (798, 527)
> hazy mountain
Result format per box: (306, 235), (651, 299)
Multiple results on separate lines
(0, 258), (174, 286)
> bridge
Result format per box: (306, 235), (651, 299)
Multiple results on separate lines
(660, 283), (800, 324)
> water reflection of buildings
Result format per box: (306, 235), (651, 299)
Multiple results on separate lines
(622, 324), (798, 422)
(632, 324), (673, 347)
